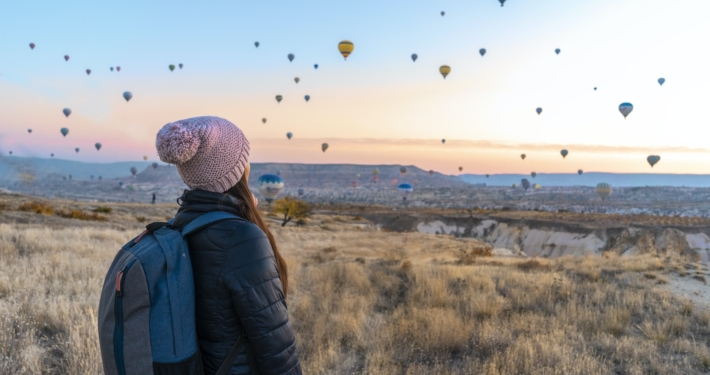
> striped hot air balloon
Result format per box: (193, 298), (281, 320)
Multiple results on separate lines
(258, 174), (284, 204)
(619, 103), (633, 119)
(398, 183), (413, 201)
(338, 40), (354, 60)
(439, 65), (451, 79)
(596, 183), (612, 201)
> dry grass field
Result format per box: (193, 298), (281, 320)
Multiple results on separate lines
(1, 195), (709, 374)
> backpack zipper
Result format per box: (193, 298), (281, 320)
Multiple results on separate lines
(114, 259), (137, 375)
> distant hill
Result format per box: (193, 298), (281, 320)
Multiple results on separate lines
(461, 173), (710, 188)
(0, 156), (467, 189)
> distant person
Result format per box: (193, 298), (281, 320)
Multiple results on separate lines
(151, 192), (156, 204)
(155, 116), (301, 375)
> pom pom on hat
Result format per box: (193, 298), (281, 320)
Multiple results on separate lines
(156, 122), (201, 164)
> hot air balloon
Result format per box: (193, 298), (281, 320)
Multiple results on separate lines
(64, 55), (70, 61)
(531, 172), (537, 178)
(304, 95), (310, 102)
(658, 78), (665, 86)
(254, 41), (259, 48)
(169, 64), (175, 72)
(411, 54), (418, 62)
(534, 184), (541, 190)
(8, 151), (12, 155)
(297, 188), (304, 197)
(262, 118), (267, 124)
(594, 87), (597, 91)
(439, 65), (451, 79)
(322, 143), (329, 152)
(536, 107), (542, 115)
(51, 153), (54, 157)
(110, 67), (114, 72)
(428, 170), (434, 176)
(130, 167), (138, 176)
(440, 11), (445, 16)
(258, 174), (284, 204)
(479, 48), (486, 57)
(29, 43), (35, 50)
(596, 183), (612, 201)
(116, 66), (121, 72)
(63, 108), (71, 117)
(486, 174), (490, 178)
(619, 103), (633, 119)
(287, 53), (295, 62)
(123, 92), (133, 102)
(400, 166), (407, 176)
(578, 169), (583, 176)
(647, 155), (661, 168)
(143, 155), (148, 161)
(499, 0), (506, 6)
(512, 183), (517, 188)
(286, 132), (293, 140)
(119, 181), (124, 187)
(27, 129), (32, 133)
(561, 149), (568, 158)
(373, 168), (380, 176)
(95, 143), (102, 151)
(152, 162), (158, 169)
(338, 40), (354, 60)
(61, 128), (69, 137)
(521, 179), (530, 191)
(555, 48), (561, 55)
(314, 64), (319, 69)
(351, 181), (358, 189)
(520, 154), (526, 160)
(276, 95), (283, 103)
(86, 69), (91, 75)
(398, 183), (413, 201)
(441, 139), (446, 144)
(75, 148), (80, 153)
(458, 166), (463, 172)
(294, 77), (300, 84)
(179, 63), (183, 69)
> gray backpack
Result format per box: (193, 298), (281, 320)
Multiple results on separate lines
(98, 211), (253, 375)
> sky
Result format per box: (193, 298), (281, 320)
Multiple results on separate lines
(1, 0), (710, 175)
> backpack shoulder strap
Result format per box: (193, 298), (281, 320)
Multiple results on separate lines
(180, 211), (242, 237)
(215, 336), (246, 375)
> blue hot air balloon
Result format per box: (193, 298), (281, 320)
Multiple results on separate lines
(254, 41), (259, 48)
(258, 174), (284, 204)
(286, 132), (293, 140)
(60, 127), (69, 137)
(123, 91), (133, 102)
(536, 107), (542, 115)
(119, 181), (124, 187)
(619, 102), (633, 119)
(314, 64), (319, 69)
(304, 95), (310, 102)
(555, 48), (561, 55)
(398, 183), (413, 201)
(63, 108), (72, 118)
(479, 48), (486, 57)
(658, 78), (665, 86)
(287, 53), (295, 62)
(298, 188), (304, 197)
(411, 53), (418, 62)
(521, 179), (530, 191)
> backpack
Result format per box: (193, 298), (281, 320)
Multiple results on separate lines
(98, 211), (252, 375)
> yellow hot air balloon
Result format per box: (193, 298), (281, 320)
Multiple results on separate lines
(439, 65), (451, 79)
(143, 155), (148, 161)
(338, 40), (354, 60)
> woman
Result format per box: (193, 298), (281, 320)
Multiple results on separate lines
(156, 116), (302, 375)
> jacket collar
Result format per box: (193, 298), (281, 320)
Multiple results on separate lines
(173, 189), (243, 227)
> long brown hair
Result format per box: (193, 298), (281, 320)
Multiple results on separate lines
(225, 175), (289, 296)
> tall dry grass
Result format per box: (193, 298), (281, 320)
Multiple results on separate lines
(0, 215), (709, 374)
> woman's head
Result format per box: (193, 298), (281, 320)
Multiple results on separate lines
(156, 116), (287, 295)
(155, 116), (250, 193)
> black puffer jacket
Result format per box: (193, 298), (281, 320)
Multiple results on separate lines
(173, 189), (302, 375)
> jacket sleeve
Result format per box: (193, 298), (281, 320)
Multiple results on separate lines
(220, 225), (302, 375)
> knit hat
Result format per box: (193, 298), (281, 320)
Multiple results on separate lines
(155, 116), (250, 193)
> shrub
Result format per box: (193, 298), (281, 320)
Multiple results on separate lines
(136, 216), (147, 223)
(517, 259), (548, 272)
(93, 206), (112, 214)
(18, 201), (54, 215)
(271, 197), (312, 227)
(322, 247), (337, 253)
(56, 210), (107, 221)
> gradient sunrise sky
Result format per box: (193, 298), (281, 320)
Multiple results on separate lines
(1, 0), (709, 175)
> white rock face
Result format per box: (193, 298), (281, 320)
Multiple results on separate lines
(686, 233), (710, 262)
(416, 220), (463, 235)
